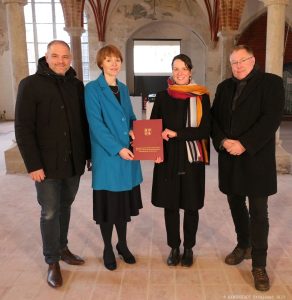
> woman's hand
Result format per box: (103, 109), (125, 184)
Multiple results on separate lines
(86, 159), (92, 171)
(129, 130), (135, 140)
(119, 148), (134, 160)
(154, 156), (163, 164)
(162, 128), (177, 141)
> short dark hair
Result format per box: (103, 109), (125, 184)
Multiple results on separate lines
(230, 44), (254, 56)
(96, 44), (123, 70)
(171, 54), (193, 70)
(47, 40), (70, 51)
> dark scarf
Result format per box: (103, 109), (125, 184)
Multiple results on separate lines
(231, 66), (259, 111)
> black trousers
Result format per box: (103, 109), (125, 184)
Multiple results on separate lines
(164, 208), (199, 249)
(227, 195), (269, 268)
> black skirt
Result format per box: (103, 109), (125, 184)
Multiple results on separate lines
(93, 185), (142, 224)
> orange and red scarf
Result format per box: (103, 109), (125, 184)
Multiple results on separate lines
(167, 77), (210, 164)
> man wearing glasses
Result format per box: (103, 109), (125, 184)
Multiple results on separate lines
(211, 45), (284, 291)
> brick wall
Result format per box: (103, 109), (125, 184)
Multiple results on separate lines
(237, 13), (292, 71)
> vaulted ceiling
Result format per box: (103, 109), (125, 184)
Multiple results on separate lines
(60, 0), (246, 42)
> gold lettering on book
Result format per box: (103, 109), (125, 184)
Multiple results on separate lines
(136, 146), (160, 153)
(144, 128), (152, 136)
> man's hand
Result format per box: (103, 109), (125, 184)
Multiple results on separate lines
(223, 139), (235, 150)
(224, 139), (246, 156)
(29, 169), (46, 182)
(119, 148), (134, 160)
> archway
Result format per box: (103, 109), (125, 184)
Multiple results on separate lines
(126, 21), (207, 96)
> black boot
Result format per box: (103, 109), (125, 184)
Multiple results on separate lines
(116, 244), (136, 264)
(167, 248), (180, 266)
(181, 248), (193, 267)
(103, 247), (117, 271)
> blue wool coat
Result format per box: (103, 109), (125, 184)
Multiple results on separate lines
(85, 74), (143, 191)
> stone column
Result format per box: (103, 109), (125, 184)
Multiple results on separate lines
(2, 0), (28, 118)
(64, 26), (84, 81)
(217, 30), (238, 81)
(261, 0), (291, 173)
(89, 40), (104, 80)
(3, 0), (28, 173)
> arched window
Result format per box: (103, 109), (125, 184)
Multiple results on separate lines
(24, 0), (89, 82)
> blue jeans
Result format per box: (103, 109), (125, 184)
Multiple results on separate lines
(35, 175), (80, 264)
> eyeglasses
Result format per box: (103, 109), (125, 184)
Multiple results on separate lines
(230, 56), (254, 66)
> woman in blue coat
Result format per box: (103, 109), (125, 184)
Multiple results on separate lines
(85, 45), (143, 271)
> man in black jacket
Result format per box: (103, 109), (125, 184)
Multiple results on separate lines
(211, 45), (284, 292)
(15, 40), (91, 288)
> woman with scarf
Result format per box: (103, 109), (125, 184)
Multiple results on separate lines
(150, 54), (210, 267)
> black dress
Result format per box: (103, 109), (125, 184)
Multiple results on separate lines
(92, 86), (143, 224)
(150, 90), (211, 211)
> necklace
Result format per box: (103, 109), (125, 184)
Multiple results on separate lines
(110, 85), (119, 95)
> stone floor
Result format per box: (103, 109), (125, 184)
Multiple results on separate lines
(0, 121), (291, 300)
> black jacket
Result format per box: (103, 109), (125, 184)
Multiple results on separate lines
(211, 69), (284, 197)
(15, 57), (90, 179)
(150, 90), (210, 210)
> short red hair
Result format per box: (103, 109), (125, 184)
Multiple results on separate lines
(96, 44), (123, 70)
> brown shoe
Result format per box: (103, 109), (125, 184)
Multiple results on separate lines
(225, 246), (251, 265)
(47, 262), (62, 288)
(60, 246), (85, 265)
(252, 267), (270, 291)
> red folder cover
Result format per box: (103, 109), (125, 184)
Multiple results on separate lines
(132, 119), (164, 160)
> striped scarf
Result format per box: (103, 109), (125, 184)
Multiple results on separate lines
(167, 77), (209, 164)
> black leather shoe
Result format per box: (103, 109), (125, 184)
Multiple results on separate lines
(225, 246), (251, 265)
(167, 248), (180, 266)
(116, 244), (136, 264)
(252, 267), (270, 291)
(60, 246), (85, 265)
(47, 262), (62, 288)
(103, 248), (117, 271)
(181, 248), (193, 267)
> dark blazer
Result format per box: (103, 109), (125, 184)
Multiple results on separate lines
(151, 90), (210, 210)
(15, 57), (90, 179)
(211, 69), (284, 197)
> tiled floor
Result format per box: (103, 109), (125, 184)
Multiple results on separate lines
(0, 121), (291, 300)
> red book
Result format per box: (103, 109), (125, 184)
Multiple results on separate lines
(132, 119), (164, 160)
